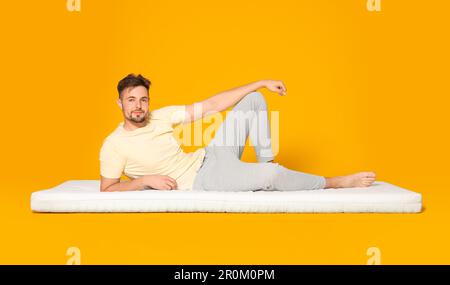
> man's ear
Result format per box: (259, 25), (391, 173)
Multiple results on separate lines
(117, 98), (123, 110)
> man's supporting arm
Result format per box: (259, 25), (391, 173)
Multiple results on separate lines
(100, 175), (178, 192)
(100, 176), (144, 192)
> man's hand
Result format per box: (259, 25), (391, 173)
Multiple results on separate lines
(261, 80), (287, 96)
(142, 175), (178, 190)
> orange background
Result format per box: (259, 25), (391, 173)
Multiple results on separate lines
(0, 0), (449, 264)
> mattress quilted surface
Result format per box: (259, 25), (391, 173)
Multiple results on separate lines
(30, 180), (422, 213)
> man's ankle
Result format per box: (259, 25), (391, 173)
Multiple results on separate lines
(325, 177), (341, 188)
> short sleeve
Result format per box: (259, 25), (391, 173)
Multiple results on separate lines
(99, 139), (126, 179)
(150, 105), (187, 125)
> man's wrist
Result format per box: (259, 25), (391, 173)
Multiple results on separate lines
(136, 176), (148, 190)
(255, 80), (267, 90)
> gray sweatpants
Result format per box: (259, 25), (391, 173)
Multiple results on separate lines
(192, 91), (326, 191)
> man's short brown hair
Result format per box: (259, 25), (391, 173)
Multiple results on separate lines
(117, 73), (151, 99)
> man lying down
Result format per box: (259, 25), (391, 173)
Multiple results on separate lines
(99, 74), (376, 192)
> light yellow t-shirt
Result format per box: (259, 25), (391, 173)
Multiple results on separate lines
(99, 105), (206, 190)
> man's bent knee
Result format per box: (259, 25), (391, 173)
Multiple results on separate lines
(245, 91), (265, 103)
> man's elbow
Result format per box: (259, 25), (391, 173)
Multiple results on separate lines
(100, 186), (110, 192)
(100, 180), (120, 192)
(204, 99), (221, 113)
(197, 100), (222, 120)
(186, 101), (212, 123)
(100, 183), (120, 192)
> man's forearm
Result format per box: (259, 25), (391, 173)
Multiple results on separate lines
(203, 80), (266, 113)
(102, 177), (145, 192)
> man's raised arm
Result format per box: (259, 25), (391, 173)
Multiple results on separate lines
(184, 79), (287, 123)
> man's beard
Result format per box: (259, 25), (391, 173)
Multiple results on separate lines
(129, 111), (148, 123)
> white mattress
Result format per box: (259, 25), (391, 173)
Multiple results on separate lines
(30, 180), (422, 213)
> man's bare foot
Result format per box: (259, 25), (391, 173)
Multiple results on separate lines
(325, 172), (376, 188)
